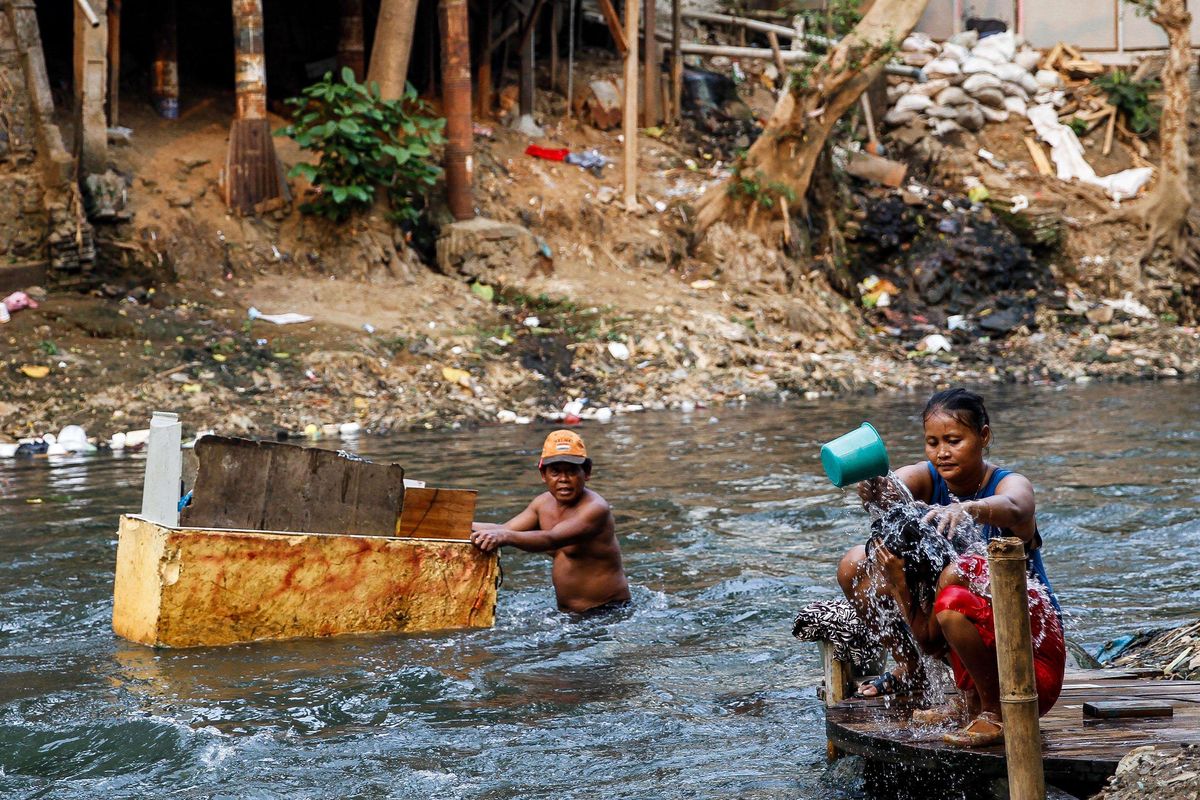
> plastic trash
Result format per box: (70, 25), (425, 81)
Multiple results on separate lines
(607, 341), (630, 360)
(3, 291), (39, 313)
(0, 442), (18, 457)
(141, 411), (182, 527)
(109, 432), (127, 451)
(248, 307), (313, 325)
(56, 425), (94, 453)
(339, 422), (362, 436)
(523, 316), (541, 328)
(594, 407), (613, 423)
(920, 333), (953, 353)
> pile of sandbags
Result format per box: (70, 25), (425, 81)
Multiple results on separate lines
(885, 30), (1065, 136)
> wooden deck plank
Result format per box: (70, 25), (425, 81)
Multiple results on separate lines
(826, 675), (1200, 793)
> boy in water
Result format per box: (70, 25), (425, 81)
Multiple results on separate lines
(470, 430), (631, 614)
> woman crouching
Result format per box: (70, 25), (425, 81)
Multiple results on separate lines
(868, 510), (1065, 747)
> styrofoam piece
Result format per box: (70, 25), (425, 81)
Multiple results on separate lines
(140, 411), (182, 528)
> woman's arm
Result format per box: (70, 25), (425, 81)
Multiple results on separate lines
(924, 473), (1036, 542)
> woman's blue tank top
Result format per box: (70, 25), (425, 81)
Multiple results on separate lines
(926, 461), (1060, 612)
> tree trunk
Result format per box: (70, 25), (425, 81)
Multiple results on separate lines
(694, 0), (928, 237)
(1134, 0), (1195, 266)
(368, 0), (419, 100)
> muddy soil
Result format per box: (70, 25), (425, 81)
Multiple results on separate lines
(2, 60), (1199, 442)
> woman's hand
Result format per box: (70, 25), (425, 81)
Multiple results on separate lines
(922, 502), (980, 538)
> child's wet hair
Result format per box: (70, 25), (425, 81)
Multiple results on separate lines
(867, 507), (958, 611)
(923, 388), (990, 436)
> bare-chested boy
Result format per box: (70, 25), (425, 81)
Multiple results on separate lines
(470, 430), (630, 613)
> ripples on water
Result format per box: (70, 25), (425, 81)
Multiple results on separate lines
(0, 383), (1196, 798)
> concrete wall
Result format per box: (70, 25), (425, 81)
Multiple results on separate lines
(916, 0), (1200, 53)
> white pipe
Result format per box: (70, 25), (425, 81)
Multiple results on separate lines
(75, 0), (101, 28)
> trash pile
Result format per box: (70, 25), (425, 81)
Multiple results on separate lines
(1092, 745), (1200, 800)
(847, 191), (1053, 341)
(888, 29), (1049, 134)
(1105, 618), (1200, 680)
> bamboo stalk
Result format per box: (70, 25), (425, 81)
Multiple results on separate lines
(337, 0), (366, 80)
(622, 0), (639, 209)
(987, 537), (1046, 800)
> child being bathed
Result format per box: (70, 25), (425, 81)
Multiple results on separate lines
(866, 508), (1064, 747)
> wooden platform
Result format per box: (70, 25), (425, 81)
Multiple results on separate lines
(827, 670), (1200, 795)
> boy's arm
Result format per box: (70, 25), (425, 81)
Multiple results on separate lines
(471, 499), (607, 553)
(472, 500), (540, 533)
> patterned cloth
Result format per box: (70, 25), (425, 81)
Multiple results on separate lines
(792, 599), (882, 669)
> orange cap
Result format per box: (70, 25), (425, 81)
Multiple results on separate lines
(539, 429), (588, 467)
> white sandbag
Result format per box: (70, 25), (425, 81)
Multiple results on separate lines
(924, 58), (962, 76)
(908, 78), (951, 97)
(902, 32), (939, 53)
(1014, 49), (1041, 72)
(1026, 103), (1155, 201)
(1003, 95), (1028, 116)
(903, 51), (933, 67)
(961, 57), (999, 75)
(1035, 69), (1063, 89)
(887, 82), (912, 102)
(927, 104), (960, 119)
(941, 42), (970, 64)
(894, 93), (934, 113)
(1019, 72), (1041, 95)
(957, 103), (985, 132)
(973, 87), (1006, 109)
(934, 119), (965, 137)
(973, 31), (1016, 62)
(935, 86), (970, 106)
(995, 63), (1029, 84)
(1001, 81), (1030, 100)
(980, 105), (1009, 123)
(948, 29), (979, 48)
(884, 108), (917, 126)
(962, 72), (1002, 93)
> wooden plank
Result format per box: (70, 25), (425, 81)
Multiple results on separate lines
(1024, 135), (1054, 177)
(397, 487), (476, 539)
(181, 436), (405, 537)
(595, 0), (628, 55)
(1084, 700), (1174, 719)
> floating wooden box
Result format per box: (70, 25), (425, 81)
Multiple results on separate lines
(113, 514), (497, 648)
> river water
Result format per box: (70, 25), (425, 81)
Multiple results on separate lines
(1, 383), (1197, 799)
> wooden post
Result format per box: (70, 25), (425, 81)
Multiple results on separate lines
(549, 0), (560, 93)
(151, 0), (178, 119)
(107, 0), (120, 125)
(988, 537), (1046, 800)
(225, 0), (285, 214)
(476, 0), (494, 118)
(642, 0), (657, 125)
(820, 641), (851, 760)
(337, 0), (366, 80)
(439, 0), (474, 220)
(670, 0), (681, 123)
(368, 0), (419, 100)
(595, 0), (628, 54)
(519, 8), (535, 117)
(74, 0), (108, 176)
(622, 0), (638, 209)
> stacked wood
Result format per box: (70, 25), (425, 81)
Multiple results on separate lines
(1041, 42), (1104, 81)
(1111, 619), (1200, 680)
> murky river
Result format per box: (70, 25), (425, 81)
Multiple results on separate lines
(1, 383), (1197, 798)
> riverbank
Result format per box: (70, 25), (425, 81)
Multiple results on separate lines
(1, 271), (1197, 442)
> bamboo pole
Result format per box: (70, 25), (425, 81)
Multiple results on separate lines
(642, 0), (657, 126)
(107, 0), (120, 125)
(987, 537), (1046, 800)
(550, 0), (560, 93)
(670, 0), (681, 123)
(368, 0), (419, 100)
(337, 0), (366, 80)
(622, 0), (639, 209)
(439, 0), (474, 220)
(151, 0), (178, 119)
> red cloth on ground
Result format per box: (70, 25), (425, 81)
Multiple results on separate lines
(934, 554), (1065, 717)
(524, 145), (569, 161)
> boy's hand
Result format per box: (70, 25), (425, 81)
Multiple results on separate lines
(471, 528), (509, 552)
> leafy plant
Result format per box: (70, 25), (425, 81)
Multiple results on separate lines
(1094, 69), (1161, 136)
(728, 168), (797, 210)
(279, 67), (446, 224)
(38, 340), (58, 356)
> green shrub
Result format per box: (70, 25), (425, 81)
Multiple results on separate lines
(279, 67), (446, 224)
(1094, 69), (1161, 136)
